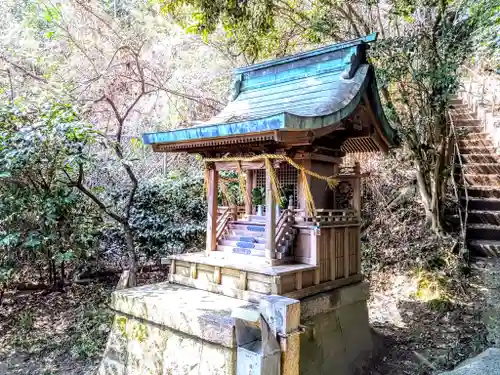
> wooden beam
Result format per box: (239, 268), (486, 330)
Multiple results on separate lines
(284, 275), (363, 300)
(214, 266), (222, 284)
(295, 271), (303, 290)
(239, 271), (248, 290)
(353, 162), (361, 215)
(330, 228), (336, 281)
(171, 274), (265, 303)
(206, 169), (219, 254)
(344, 227), (350, 278)
(265, 169), (276, 259)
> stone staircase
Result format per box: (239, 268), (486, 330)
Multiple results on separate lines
(215, 215), (296, 260)
(452, 100), (500, 256)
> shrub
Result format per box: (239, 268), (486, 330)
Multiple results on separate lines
(101, 173), (207, 260)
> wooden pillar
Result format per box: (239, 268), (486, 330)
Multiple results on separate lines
(245, 169), (254, 216)
(206, 168), (219, 254)
(353, 162), (361, 215)
(333, 163), (339, 209)
(265, 169), (276, 259)
(344, 227), (350, 278)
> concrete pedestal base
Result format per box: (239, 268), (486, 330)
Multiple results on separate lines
(98, 281), (371, 375)
(300, 282), (372, 375)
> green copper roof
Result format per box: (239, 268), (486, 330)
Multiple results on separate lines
(142, 33), (397, 147)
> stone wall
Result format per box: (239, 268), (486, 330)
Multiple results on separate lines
(99, 313), (235, 375)
(98, 281), (372, 375)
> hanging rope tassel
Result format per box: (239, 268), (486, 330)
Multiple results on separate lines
(264, 157), (282, 203)
(203, 167), (210, 196)
(236, 161), (249, 209)
(300, 169), (316, 216)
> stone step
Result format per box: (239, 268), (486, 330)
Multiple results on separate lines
(462, 197), (500, 211)
(458, 132), (491, 140)
(216, 245), (266, 257)
(461, 186), (500, 199)
(459, 139), (495, 148)
(456, 125), (485, 133)
(225, 235), (266, 243)
(460, 163), (500, 175)
(467, 240), (500, 257)
(453, 118), (482, 126)
(461, 154), (500, 164)
(463, 174), (500, 187)
(459, 146), (498, 155)
(465, 211), (500, 225)
(219, 239), (266, 250)
(467, 224), (500, 241)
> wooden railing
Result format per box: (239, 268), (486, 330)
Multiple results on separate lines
(448, 109), (469, 263)
(293, 209), (359, 226)
(216, 207), (232, 242)
(275, 208), (294, 251)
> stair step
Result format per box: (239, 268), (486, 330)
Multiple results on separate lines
(231, 220), (266, 227)
(459, 139), (495, 148)
(460, 146), (498, 155)
(219, 240), (266, 250)
(244, 215), (266, 223)
(465, 211), (500, 225)
(216, 245), (266, 257)
(454, 118), (482, 126)
(460, 164), (500, 175)
(460, 187), (500, 199)
(467, 240), (500, 257)
(229, 222), (266, 232)
(207, 250), (275, 265)
(461, 197), (500, 211)
(225, 235), (266, 243)
(458, 132), (490, 140)
(463, 174), (500, 187)
(229, 229), (266, 238)
(456, 125), (485, 133)
(461, 154), (500, 164)
(467, 223), (500, 241)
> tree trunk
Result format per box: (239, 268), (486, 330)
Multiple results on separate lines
(123, 224), (137, 287)
(58, 260), (65, 291)
(416, 161), (444, 234)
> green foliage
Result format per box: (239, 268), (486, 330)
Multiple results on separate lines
(252, 187), (265, 206)
(414, 269), (454, 312)
(0, 97), (102, 285)
(69, 306), (113, 359)
(468, 0), (500, 69)
(279, 184), (294, 209)
(126, 173), (207, 257)
(18, 310), (35, 331)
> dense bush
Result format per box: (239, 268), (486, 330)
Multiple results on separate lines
(0, 100), (102, 289)
(101, 174), (207, 261)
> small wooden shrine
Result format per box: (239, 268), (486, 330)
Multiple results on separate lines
(142, 33), (397, 302)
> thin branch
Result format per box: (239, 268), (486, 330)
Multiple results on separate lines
(64, 165), (125, 224)
(0, 55), (48, 83)
(73, 0), (124, 42)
